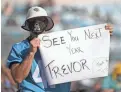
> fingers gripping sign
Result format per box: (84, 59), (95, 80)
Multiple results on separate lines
(105, 24), (113, 36)
(30, 38), (40, 53)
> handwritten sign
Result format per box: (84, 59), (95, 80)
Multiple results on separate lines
(38, 24), (110, 85)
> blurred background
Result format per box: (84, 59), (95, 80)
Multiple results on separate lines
(1, 0), (121, 92)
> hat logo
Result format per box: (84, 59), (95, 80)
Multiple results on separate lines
(34, 8), (39, 12)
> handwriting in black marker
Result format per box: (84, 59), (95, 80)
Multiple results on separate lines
(67, 31), (79, 42)
(84, 28), (102, 40)
(66, 44), (84, 55)
(45, 59), (90, 79)
(42, 36), (66, 48)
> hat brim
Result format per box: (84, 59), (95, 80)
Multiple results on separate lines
(21, 16), (54, 32)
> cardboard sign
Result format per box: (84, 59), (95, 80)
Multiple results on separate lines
(38, 24), (110, 85)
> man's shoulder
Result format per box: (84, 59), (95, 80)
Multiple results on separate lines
(12, 39), (29, 50)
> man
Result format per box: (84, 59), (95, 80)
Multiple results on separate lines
(102, 62), (121, 92)
(7, 6), (113, 92)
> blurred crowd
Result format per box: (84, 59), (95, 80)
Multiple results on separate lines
(1, 0), (121, 92)
(2, 0), (121, 30)
(1, 64), (17, 92)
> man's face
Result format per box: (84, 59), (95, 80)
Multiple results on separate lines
(29, 17), (48, 35)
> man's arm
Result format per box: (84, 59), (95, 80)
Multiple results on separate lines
(11, 52), (35, 83)
(10, 38), (40, 83)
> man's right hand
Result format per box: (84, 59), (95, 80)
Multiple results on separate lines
(30, 38), (40, 53)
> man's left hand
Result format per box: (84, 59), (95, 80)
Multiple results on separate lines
(105, 24), (113, 36)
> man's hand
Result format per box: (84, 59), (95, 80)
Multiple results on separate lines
(30, 38), (40, 53)
(105, 24), (113, 36)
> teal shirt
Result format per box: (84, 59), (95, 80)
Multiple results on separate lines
(7, 39), (71, 92)
(102, 75), (121, 91)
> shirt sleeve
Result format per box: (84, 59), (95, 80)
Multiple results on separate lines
(7, 44), (23, 68)
(101, 76), (111, 89)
